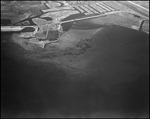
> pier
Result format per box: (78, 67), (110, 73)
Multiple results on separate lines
(100, 2), (115, 11)
(90, 4), (106, 13)
(79, 5), (93, 15)
(73, 5), (85, 13)
(96, 3), (112, 12)
(83, 4), (99, 14)
(71, 2), (117, 15)
(1, 1), (119, 32)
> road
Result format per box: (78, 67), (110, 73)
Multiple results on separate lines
(116, 1), (149, 18)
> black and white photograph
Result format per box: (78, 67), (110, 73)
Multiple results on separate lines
(1, 0), (149, 118)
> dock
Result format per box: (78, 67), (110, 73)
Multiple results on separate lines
(1, 1), (119, 32)
(83, 4), (99, 14)
(90, 4), (106, 13)
(96, 3), (111, 12)
(72, 2), (117, 15)
(73, 5), (85, 13)
(79, 5), (93, 15)
(99, 2), (115, 11)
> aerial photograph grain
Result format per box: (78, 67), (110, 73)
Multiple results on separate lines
(1, 1), (149, 118)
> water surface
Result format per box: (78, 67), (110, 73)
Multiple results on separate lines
(1, 20), (149, 118)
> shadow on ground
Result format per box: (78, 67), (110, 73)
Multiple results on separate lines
(1, 21), (149, 118)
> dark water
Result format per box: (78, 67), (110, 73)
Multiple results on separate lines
(1, 23), (149, 118)
(1, 19), (12, 26)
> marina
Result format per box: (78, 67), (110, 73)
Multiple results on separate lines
(90, 4), (106, 13)
(73, 5), (85, 13)
(72, 2), (117, 15)
(79, 5), (93, 15)
(99, 2), (115, 11)
(83, 4), (99, 14)
(1, 1), (149, 118)
(96, 3), (112, 12)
